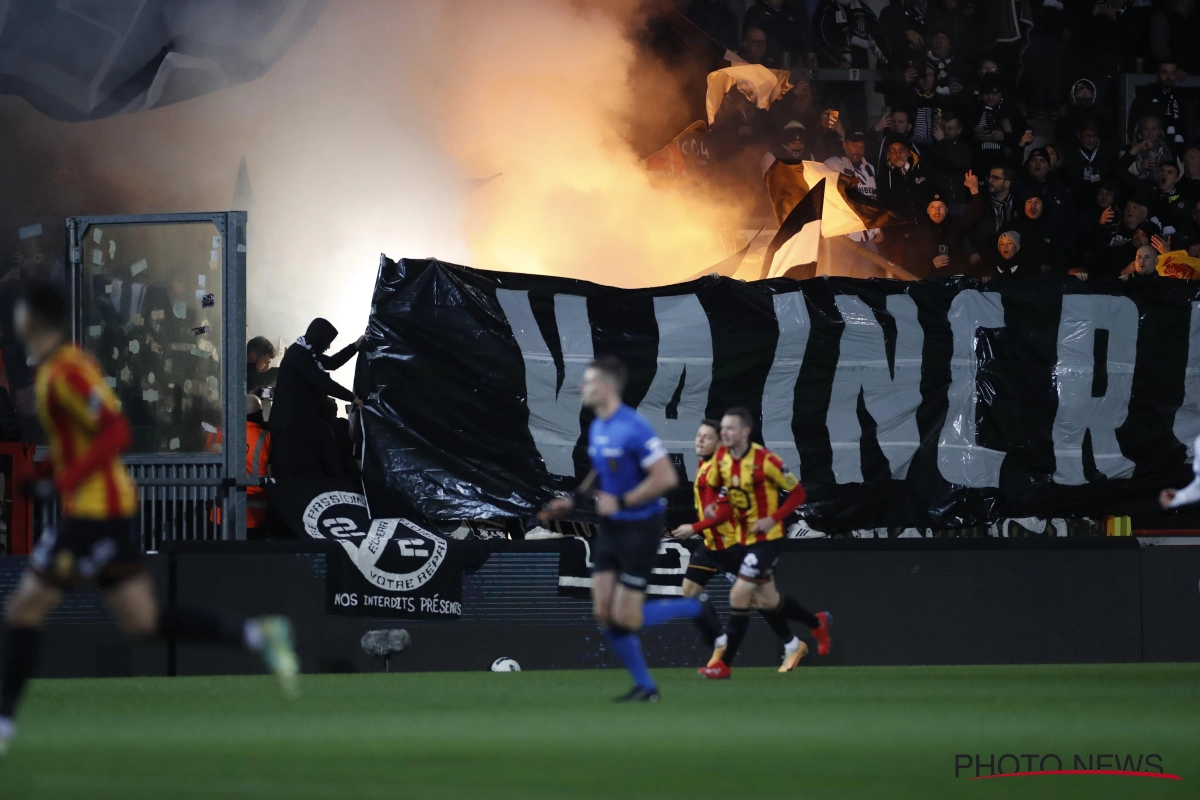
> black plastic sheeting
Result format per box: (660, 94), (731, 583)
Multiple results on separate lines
(360, 257), (1200, 529)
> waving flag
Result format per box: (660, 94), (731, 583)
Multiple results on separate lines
(764, 160), (907, 237)
(763, 180), (825, 279)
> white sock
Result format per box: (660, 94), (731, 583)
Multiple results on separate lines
(715, 634), (728, 648)
(243, 619), (264, 650)
(783, 636), (801, 653)
(0, 717), (14, 739)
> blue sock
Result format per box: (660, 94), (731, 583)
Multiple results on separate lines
(641, 598), (702, 627)
(604, 628), (655, 691)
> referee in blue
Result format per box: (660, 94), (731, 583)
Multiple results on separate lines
(540, 357), (717, 701)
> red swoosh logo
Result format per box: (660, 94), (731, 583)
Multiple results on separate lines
(969, 770), (1181, 781)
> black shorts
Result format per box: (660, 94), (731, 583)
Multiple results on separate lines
(737, 539), (783, 583)
(30, 517), (144, 589)
(594, 513), (665, 591)
(685, 543), (746, 587)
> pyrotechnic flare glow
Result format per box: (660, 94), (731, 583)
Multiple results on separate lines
(3, 0), (743, 379)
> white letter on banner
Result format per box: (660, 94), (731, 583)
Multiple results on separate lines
(1051, 295), (1137, 484)
(639, 295), (713, 480)
(761, 291), (810, 478)
(494, 290), (592, 477)
(937, 290), (1006, 487)
(1172, 301), (1200, 458)
(826, 294), (923, 483)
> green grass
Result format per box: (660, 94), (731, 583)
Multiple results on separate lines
(1, 664), (1197, 799)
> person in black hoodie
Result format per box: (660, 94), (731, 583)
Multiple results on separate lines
(928, 111), (974, 214)
(1055, 79), (1115, 148)
(878, 140), (930, 221)
(910, 194), (961, 277)
(1023, 147), (1074, 234)
(269, 318), (364, 478)
(1012, 193), (1059, 273)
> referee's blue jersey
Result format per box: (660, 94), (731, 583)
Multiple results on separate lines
(587, 404), (669, 521)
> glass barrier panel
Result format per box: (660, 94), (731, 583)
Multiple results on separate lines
(80, 222), (224, 454)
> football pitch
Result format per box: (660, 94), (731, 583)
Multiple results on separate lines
(1, 663), (1197, 799)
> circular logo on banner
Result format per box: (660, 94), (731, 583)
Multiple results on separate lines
(302, 492), (447, 592)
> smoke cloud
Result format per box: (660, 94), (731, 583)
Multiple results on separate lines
(4, 0), (738, 372)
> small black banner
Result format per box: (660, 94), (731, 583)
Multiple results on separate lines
(267, 479), (462, 618)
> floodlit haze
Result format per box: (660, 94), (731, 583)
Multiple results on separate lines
(5, 0), (736, 377)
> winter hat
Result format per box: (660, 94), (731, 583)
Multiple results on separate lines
(998, 230), (1021, 249)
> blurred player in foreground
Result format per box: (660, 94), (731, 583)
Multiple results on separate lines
(540, 357), (719, 701)
(0, 282), (298, 757)
(1160, 420), (1200, 510)
(670, 420), (814, 672)
(696, 408), (831, 679)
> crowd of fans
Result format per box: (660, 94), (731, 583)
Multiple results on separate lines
(680, 0), (1200, 280)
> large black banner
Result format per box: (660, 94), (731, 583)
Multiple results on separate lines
(360, 258), (1200, 529)
(268, 479), (463, 618)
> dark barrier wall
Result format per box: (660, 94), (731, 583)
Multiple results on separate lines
(1, 539), (1196, 679)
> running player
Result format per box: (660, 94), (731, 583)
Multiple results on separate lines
(670, 420), (811, 672)
(0, 282), (299, 756)
(540, 357), (718, 701)
(696, 407), (831, 679)
(1160, 415), (1200, 509)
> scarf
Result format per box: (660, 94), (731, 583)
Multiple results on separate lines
(1133, 141), (1174, 180)
(292, 336), (329, 372)
(913, 94), (937, 143)
(976, 105), (1001, 151)
(927, 52), (954, 94)
(989, 194), (1014, 232)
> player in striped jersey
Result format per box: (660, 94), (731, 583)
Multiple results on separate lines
(0, 282), (298, 757)
(696, 407), (831, 679)
(670, 420), (813, 672)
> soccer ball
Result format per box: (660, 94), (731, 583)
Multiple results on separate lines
(491, 657), (520, 672)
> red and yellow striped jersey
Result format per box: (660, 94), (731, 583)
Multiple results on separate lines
(704, 443), (802, 544)
(693, 457), (739, 550)
(35, 345), (138, 519)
